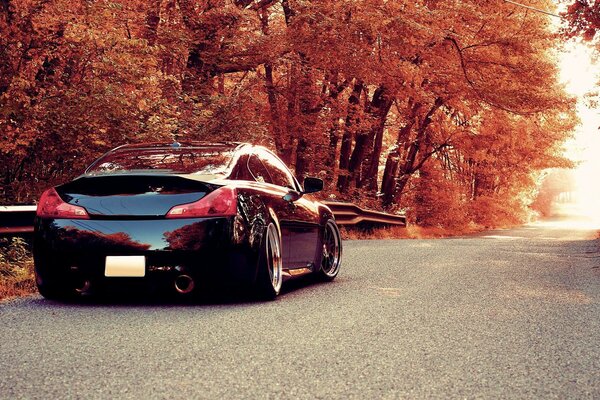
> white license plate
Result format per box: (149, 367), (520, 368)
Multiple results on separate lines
(105, 256), (146, 277)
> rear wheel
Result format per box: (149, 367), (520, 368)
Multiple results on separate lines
(255, 222), (283, 300)
(35, 274), (71, 301)
(34, 255), (71, 300)
(318, 219), (342, 281)
(34, 257), (89, 301)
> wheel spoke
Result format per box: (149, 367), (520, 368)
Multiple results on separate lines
(321, 221), (341, 277)
(267, 224), (282, 291)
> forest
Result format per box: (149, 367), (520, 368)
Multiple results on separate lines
(0, 0), (595, 228)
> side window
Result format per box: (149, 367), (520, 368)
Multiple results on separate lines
(229, 154), (253, 181)
(260, 151), (297, 190)
(247, 154), (272, 184)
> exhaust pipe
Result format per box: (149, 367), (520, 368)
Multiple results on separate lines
(74, 279), (91, 294)
(174, 274), (195, 294)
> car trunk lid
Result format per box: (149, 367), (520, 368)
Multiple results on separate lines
(57, 174), (217, 217)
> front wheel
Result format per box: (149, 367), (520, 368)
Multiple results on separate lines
(318, 220), (342, 281)
(255, 222), (283, 300)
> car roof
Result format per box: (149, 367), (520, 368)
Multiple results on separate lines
(84, 142), (254, 175)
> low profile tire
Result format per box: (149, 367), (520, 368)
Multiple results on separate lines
(34, 255), (73, 301)
(35, 275), (71, 301)
(255, 222), (283, 300)
(318, 219), (342, 281)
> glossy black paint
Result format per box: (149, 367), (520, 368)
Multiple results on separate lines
(34, 216), (259, 292)
(33, 142), (338, 297)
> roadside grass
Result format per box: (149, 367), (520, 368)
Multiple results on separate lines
(0, 238), (36, 301)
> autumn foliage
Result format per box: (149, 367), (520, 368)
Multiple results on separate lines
(0, 0), (576, 228)
(562, 0), (600, 42)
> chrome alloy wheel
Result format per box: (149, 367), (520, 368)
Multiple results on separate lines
(321, 220), (342, 280)
(266, 223), (283, 294)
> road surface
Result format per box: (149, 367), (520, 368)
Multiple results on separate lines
(1, 218), (599, 398)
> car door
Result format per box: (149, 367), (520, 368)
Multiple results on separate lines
(258, 150), (321, 270)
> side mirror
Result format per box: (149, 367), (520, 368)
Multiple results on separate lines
(303, 177), (323, 194)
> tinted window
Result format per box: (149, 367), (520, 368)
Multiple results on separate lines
(247, 154), (272, 184)
(229, 154), (253, 181)
(86, 148), (235, 175)
(259, 151), (296, 190)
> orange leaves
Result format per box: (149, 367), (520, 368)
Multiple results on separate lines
(562, 0), (600, 43)
(0, 0), (579, 229)
(0, 0), (179, 202)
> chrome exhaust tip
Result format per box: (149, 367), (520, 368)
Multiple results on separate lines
(174, 274), (195, 294)
(74, 279), (91, 294)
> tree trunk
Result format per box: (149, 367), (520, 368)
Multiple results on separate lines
(291, 54), (316, 177)
(392, 173), (411, 207)
(264, 63), (286, 155)
(347, 132), (368, 187)
(362, 102), (392, 191)
(381, 154), (400, 206)
(337, 80), (362, 192)
(380, 115), (417, 206)
(281, 60), (300, 166)
(259, 11), (286, 157)
(282, 0), (295, 25)
(294, 137), (309, 181)
(144, 0), (161, 46)
(390, 98), (443, 205)
(325, 74), (344, 184)
(362, 88), (393, 192)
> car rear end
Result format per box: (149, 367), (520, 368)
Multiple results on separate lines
(33, 145), (257, 298)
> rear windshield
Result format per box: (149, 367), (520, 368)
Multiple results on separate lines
(85, 148), (235, 175)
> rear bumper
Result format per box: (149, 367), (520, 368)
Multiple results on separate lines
(33, 216), (259, 289)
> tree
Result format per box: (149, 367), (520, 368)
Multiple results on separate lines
(0, 0), (577, 230)
(562, 0), (600, 44)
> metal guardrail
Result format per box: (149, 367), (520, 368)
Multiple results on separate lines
(0, 201), (405, 236)
(322, 201), (406, 227)
(0, 205), (37, 236)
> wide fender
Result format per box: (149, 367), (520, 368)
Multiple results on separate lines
(238, 192), (266, 249)
(267, 207), (282, 240)
(317, 203), (335, 227)
(242, 199), (281, 256)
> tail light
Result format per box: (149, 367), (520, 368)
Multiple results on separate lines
(37, 188), (90, 219)
(166, 186), (237, 218)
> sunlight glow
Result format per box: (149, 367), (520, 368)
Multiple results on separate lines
(532, 215), (600, 232)
(559, 43), (600, 225)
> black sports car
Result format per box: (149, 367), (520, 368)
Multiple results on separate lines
(33, 142), (342, 300)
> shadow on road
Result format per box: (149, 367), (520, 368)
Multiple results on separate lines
(25, 274), (326, 308)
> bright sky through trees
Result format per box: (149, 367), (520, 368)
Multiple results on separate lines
(559, 42), (600, 222)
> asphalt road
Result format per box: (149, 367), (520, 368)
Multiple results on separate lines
(1, 218), (599, 399)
